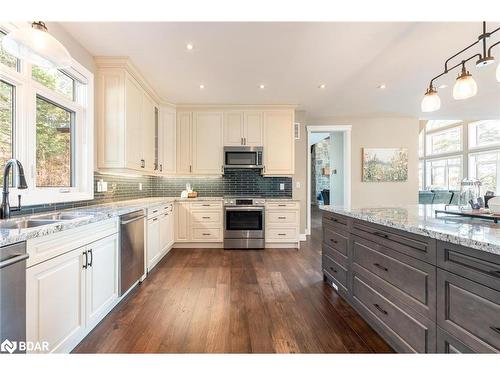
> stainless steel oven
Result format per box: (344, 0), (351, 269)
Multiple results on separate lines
(224, 198), (265, 249)
(224, 146), (263, 169)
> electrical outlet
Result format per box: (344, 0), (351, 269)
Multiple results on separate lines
(139, 183), (143, 191)
(279, 183), (285, 191)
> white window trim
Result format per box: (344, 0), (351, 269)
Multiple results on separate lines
(1, 22), (94, 206)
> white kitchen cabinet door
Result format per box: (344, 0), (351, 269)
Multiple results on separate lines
(224, 111), (244, 146)
(159, 107), (176, 174)
(142, 93), (156, 172)
(263, 110), (295, 175)
(159, 211), (174, 254)
(147, 217), (161, 270)
(244, 111), (263, 146)
(166, 209), (175, 248)
(176, 111), (192, 174)
(85, 234), (119, 331)
(125, 74), (143, 170)
(192, 112), (223, 175)
(26, 247), (86, 353)
(175, 202), (190, 242)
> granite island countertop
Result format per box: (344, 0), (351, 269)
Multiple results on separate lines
(320, 204), (500, 256)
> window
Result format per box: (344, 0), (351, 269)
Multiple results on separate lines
(426, 157), (462, 190)
(32, 66), (75, 100)
(36, 96), (73, 187)
(0, 22), (94, 206)
(0, 30), (18, 70)
(468, 120), (500, 149)
(425, 119), (462, 131)
(418, 161), (423, 190)
(418, 130), (424, 158)
(469, 151), (500, 195)
(426, 126), (462, 156)
(0, 80), (14, 186)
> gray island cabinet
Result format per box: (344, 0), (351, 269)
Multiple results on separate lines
(321, 207), (500, 353)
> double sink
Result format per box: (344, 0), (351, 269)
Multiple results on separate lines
(0, 212), (93, 230)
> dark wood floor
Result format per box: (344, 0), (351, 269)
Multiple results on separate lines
(73, 206), (393, 353)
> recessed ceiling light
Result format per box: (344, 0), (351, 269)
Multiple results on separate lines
(199, 84), (205, 89)
(377, 83), (386, 89)
(259, 84), (265, 89)
(438, 84), (448, 89)
(186, 43), (194, 50)
(318, 84), (326, 89)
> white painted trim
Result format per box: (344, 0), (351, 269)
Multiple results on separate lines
(299, 233), (307, 241)
(306, 125), (352, 235)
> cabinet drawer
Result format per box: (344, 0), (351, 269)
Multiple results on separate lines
(191, 210), (222, 225)
(322, 211), (349, 231)
(352, 235), (436, 320)
(266, 201), (299, 210)
(322, 242), (348, 267)
(191, 228), (222, 241)
(352, 273), (436, 353)
(437, 269), (500, 353)
(190, 201), (222, 209)
(266, 210), (298, 225)
(323, 226), (348, 256)
(437, 328), (474, 353)
(322, 254), (348, 290)
(266, 227), (298, 241)
(352, 219), (436, 264)
(437, 241), (500, 292)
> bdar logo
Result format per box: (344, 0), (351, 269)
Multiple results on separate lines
(1, 339), (17, 353)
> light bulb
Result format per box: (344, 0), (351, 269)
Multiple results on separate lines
(421, 87), (441, 112)
(453, 65), (478, 100)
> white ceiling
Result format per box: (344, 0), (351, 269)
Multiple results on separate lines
(60, 22), (500, 120)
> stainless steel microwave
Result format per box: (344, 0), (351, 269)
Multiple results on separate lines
(223, 146), (263, 169)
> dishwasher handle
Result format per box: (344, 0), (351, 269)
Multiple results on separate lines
(0, 253), (29, 269)
(120, 216), (145, 225)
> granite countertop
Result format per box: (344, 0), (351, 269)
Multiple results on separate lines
(321, 204), (500, 256)
(0, 196), (224, 247)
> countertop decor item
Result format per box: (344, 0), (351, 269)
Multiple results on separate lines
(420, 21), (500, 113)
(487, 196), (500, 215)
(362, 148), (408, 182)
(458, 177), (482, 210)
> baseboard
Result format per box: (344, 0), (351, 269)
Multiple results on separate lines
(173, 242), (224, 248)
(265, 242), (300, 249)
(299, 233), (307, 241)
(305, 228), (311, 235)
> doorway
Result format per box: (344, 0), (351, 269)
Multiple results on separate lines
(306, 125), (351, 235)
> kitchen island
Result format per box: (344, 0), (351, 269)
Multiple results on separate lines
(320, 204), (500, 354)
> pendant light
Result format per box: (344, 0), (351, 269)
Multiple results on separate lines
(1, 21), (72, 69)
(452, 63), (478, 100)
(421, 85), (441, 112)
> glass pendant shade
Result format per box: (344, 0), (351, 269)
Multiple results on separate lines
(1, 22), (72, 69)
(452, 70), (478, 100)
(421, 88), (441, 112)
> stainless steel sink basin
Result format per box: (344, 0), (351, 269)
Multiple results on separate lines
(34, 212), (87, 221)
(0, 219), (61, 230)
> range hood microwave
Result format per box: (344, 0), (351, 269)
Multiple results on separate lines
(224, 146), (263, 169)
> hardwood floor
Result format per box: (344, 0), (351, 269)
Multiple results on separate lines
(73, 206), (393, 353)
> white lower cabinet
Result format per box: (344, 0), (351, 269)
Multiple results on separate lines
(265, 201), (300, 248)
(147, 216), (161, 270)
(146, 204), (175, 272)
(175, 201), (223, 243)
(27, 232), (119, 353)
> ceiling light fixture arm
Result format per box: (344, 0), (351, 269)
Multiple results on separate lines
(488, 40), (500, 57)
(429, 53), (482, 88)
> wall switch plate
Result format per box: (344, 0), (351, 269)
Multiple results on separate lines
(101, 181), (108, 192)
(295, 181), (301, 189)
(279, 183), (285, 191)
(139, 183), (143, 191)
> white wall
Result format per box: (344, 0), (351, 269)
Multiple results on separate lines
(329, 132), (344, 206)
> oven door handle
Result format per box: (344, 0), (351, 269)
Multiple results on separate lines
(225, 207), (264, 211)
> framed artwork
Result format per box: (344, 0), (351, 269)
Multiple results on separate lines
(362, 148), (408, 182)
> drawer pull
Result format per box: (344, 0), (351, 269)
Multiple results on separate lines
(373, 231), (389, 239)
(330, 239), (338, 244)
(373, 303), (388, 315)
(329, 217), (338, 222)
(489, 270), (500, 278)
(278, 233), (286, 236)
(152, 210), (158, 214)
(202, 204), (210, 207)
(202, 233), (211, 236)
(202, 216), (211, 219)
(491, 327), (500, 335)
(278, 216), (286, 219)
(373, 263), (389, 272)
(278, 204), (286, 207)
(329, 266), (338, 274)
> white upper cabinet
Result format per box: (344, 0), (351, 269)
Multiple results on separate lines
(223, 110), (263, 146)
(95, 58), (160, 175)
(224, 111), (244, 146)
(244, 111), (263, 146)
(192, 112), (223, 175)
(263, 110), (295, 175)
(159, 106), (176, 175)
(176, 111), (192, 174)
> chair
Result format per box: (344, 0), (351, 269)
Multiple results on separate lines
(419, 191), (434, 204)
(431, 190), (453, 204)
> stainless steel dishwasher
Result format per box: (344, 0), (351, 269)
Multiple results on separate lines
(119, 210), (145, 296)
(0, 241), (28, 353)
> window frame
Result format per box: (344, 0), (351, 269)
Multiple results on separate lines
(0, 22), (94, 206)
